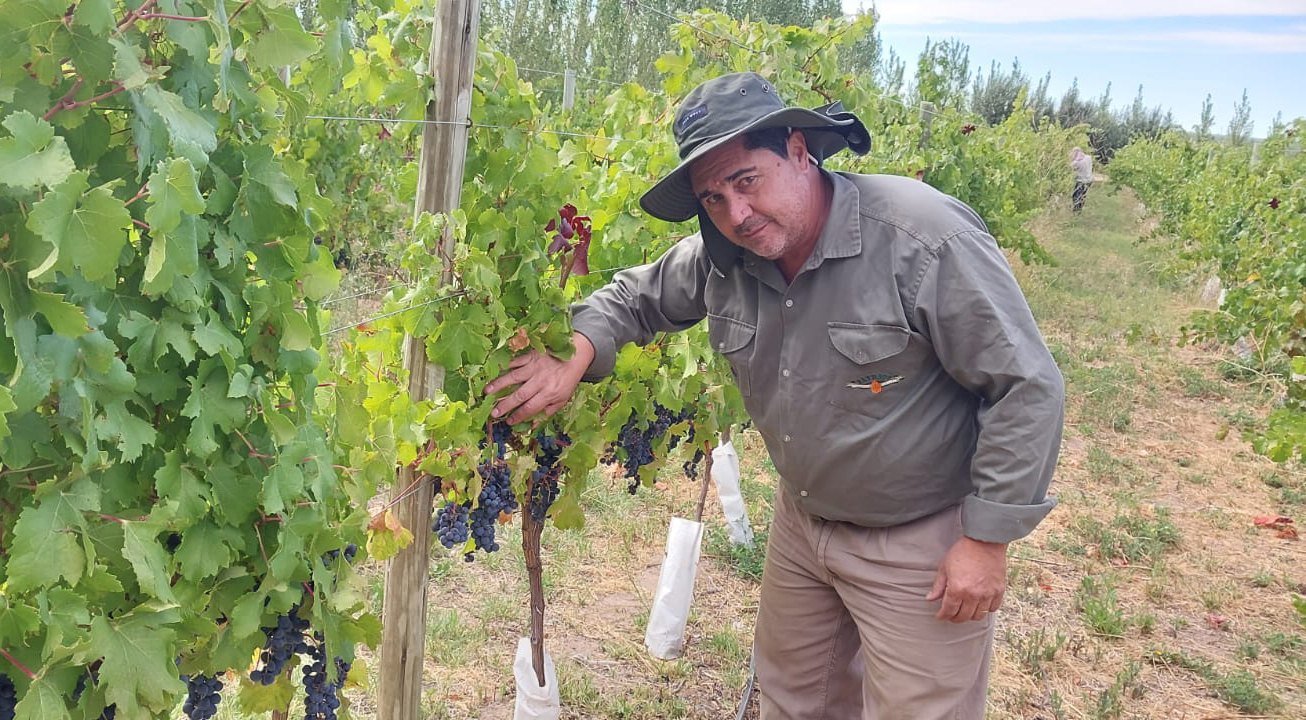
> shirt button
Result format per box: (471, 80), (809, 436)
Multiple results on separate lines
(718, 342), (725, 350)
(783, 435), (791, 442)
(800, 490), (808, 497)
(785, 299), (794, 308)
(782, 368), (791, 377)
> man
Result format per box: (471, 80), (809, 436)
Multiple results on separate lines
(1070, 147), (1093, 213)
(484, 73), (1064, 719)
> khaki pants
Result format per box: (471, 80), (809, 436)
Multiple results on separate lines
(756, 489), (995, 720)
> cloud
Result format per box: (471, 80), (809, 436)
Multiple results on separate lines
(848, 0), (1306, 24)
(887, 28), (1306, 55)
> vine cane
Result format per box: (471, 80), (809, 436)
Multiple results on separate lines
(694, 439), (714, 523)
(522, 476), (548, 687)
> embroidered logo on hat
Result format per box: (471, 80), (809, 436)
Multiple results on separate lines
(677, 104), (710, 132)
(846, 373), (903, 394)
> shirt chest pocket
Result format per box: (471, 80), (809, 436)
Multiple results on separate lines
(708, 314), (755, 397)
(827, 322), (911, 419)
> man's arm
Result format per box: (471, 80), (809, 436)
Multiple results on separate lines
(912, 228), (1065, 622)
(485, 234), (713, 422)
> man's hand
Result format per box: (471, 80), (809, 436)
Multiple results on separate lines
(925, 536), (1008, 623)
(483, 332), (595, 424)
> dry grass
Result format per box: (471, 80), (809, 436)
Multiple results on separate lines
(216, 188), (1306, 719)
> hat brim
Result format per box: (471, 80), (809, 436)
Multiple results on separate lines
(638, 106), (871, 223)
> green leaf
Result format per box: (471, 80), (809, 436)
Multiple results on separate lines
(236, 666), (298, 713)
(7, 488), (93, 592)
(154, 450), (210, 522)
(262, 462), (304, 515)
(145, 157), (206, 235)
(12, 676), (72, 720)
(121, 521), (179, 603)
(85, 613), (187, 714)
(0, 385), (16, 443)
(0, 111), (75, 190)
(26, 172), (130, 286)
(73, 0), (116, 33)
(102, 401), (157, 462)
(280, 311), (313, 351)
(175, 522), (241, 580)
(300, 249), (342, 301)
(194, 312), (243, 358)
(141, 85), (218, 154)
(30, 289), (89, 336)
(244, 7), (318, 70)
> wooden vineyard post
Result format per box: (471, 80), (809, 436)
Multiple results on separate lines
(918, 101), (936, 149)
(377, 1), (481, 719)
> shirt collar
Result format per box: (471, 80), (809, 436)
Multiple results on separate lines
(697, 168), (862, 279)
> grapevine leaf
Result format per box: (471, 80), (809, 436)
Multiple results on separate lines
(0, 385), (15, 443)
(0, 110), (75, 190)
(549, 491), (585, 530)
(176, 522), (241, 580)
(55, 23), (115, 86)
(194, 312), (244, 358)
(30, 289), (89, 337)
(102, 401), (158, 462)
(280, 311), (313, 351)
(42, 586), (91, 650)
(154, 450), (210, 522)
(262, 462), (304, 515)
(300, 249), (342, 301)
(12, 676), (72, 720)
(7, 488), (92, 591)
(110, 37), (157, 90)
(141, 85), (218, 155)
(209, 464), (261, 526)
(236, 670), (297, 713)
(121, 521), (179, 603)
(243, 7), (318, 70)
(73, 0), (115, 34)
(365, 509), (413, 562)
(0, 596), (40, 645)
(85, 613), (187, 714)
(145, 157), (206, 234)
(26, 172), (131, 286)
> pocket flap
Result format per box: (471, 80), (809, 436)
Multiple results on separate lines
(708, 315), (756, 354)
(827, 323), (909, 364)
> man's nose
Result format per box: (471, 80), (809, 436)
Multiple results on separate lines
(725, 195), (752, 228)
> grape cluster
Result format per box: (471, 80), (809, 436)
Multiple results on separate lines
(250, 607), (310, 685)
(682, 447), (706, 480)
(182, 674), (223, 720)
(528, 432), (570, 520)
(616, 404), (696, 493)
(0, 674), (15, 720)
(468, 461), (518, 554)
(433, 502), (470, 549)
(321, 543), (359, 567)
(490, 420), (514, 459)
(301, 634), (350, 720)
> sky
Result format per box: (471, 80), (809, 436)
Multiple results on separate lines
(841, 1), (1306, 134)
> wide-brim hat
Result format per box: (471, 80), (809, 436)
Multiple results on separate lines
(639, 72), (871, 223)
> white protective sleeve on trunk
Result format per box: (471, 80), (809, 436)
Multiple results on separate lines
(513, 636), (560, 720)
(644, 516), (705, 659)
(712, 440), (754, 548)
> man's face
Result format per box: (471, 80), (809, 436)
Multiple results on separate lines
(688, 132), (813, 260)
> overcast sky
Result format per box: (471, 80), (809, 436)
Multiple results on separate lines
(843, 1), (1306, 134)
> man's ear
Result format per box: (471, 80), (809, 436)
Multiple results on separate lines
(788, 130), (811, 169)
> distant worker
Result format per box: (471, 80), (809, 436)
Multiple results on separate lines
(1070, 147), (1093, 213)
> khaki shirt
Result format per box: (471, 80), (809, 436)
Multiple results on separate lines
(573, 171), (1063, 543)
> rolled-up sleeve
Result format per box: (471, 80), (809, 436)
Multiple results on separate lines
(571, 234), (712, 381)
(912, 229), (1064, 543)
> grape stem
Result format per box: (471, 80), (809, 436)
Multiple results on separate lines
(0, 647), (35, 680)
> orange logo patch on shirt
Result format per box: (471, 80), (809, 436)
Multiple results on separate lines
(846, 374), (903, 394)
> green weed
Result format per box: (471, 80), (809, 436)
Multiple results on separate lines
(1149, 649), (1280, 714)
(1076, 576), (1128, 638)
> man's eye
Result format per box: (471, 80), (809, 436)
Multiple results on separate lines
(703, 194), (721, 206)
(739, 175), (758, 187)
